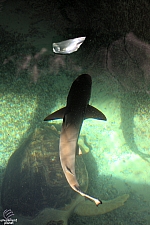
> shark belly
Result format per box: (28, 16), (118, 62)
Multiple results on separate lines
(59, 122), (80, 190)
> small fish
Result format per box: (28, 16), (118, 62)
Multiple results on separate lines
(53, 37), (86, 54)
(44, 74), (106, 205)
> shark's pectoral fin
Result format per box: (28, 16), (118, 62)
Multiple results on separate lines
(44, 107), (66, 121)
(85, 105), (107, 121)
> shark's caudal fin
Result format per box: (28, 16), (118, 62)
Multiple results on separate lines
(44, 107), (66, 121)
(85, 105), (107, 121)
(74, 186), (102, 206)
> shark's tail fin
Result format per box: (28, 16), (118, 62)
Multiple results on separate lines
(74, 186), (102, 206)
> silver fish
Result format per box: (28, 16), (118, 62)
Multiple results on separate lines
(44, 74), (107, 206)
(53, 37), (86, 54)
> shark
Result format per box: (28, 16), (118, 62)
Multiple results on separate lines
(44, 74), (107, 206)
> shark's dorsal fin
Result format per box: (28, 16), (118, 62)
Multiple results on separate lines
(44, 107), (66, 121)
(85, 105), (107, 121)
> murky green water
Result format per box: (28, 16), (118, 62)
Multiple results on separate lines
(0, 0), (150, 224)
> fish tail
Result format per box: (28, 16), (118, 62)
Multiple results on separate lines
(74, 186), (102, 206)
